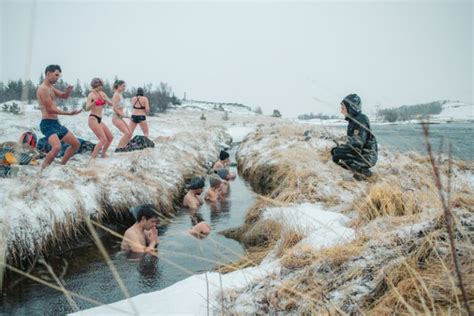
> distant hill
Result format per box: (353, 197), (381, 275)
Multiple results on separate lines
(175, 99), (256, 115)
(376, 100), (473, 122)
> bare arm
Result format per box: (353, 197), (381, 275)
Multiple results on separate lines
(39, 87), (81, 116)
(101, 92), (114, 106)
(145, 98), (150, 114)
(144, 227), (159, 253)
(123, 230), (157, 254)
(52, 85), (73, 99)
(86, 94), (95, 111)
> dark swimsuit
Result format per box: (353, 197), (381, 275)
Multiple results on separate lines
(40, 119), (69, 140)
(131, 97), (147, 123)
(89, 96), (106, 124)
(89, 114), (102, 124)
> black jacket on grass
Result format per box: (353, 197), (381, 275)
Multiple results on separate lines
(331, 94), (378, 173)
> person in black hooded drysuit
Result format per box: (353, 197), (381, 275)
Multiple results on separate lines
(331, 94), (378, 180)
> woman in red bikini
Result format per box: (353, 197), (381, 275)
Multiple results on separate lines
(86, 78), (114, 158)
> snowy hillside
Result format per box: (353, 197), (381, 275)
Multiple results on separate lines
(433, 100), (474, 121)
(176, 99), (257, 115)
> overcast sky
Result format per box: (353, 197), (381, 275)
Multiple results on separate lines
(1, 0), (472, 117)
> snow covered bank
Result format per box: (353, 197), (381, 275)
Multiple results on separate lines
(71, 118), (473, 315)
(0, 109), (231, 264)
(263, 203), (355, 250)
(221, 122), (474, 314)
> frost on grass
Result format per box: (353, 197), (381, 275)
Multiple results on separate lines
(218, 122), (474, 314)
(0, 109), (233, 264)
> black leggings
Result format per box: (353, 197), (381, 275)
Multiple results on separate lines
(331, 144), (377, 172)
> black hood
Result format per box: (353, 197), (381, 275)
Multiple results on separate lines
(342, 94), (362, 117)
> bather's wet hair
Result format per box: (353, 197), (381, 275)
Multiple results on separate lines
(219, 150), (230, 161)
(136, 88), (144, 96)
(113, 80), (125, 90)
(191, 213), (205, 226)
(45, 64), (62, 75)
(135, 204), (160, 223)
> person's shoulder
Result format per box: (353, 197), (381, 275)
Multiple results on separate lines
(124, 226), (138, 238)
(37, 84), (48, 93)
(356, 112), (369, 123)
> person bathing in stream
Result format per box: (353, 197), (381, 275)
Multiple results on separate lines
(216, 168), (232, 192)
(183, 177), (205, 209)
(205, 175), (228, 202)
(129, 88), (150, 138)
(111, 80), (132, 152)
(37, 64), (82, 169)
(188, 213), (212, 239)
(212, 150), (236, 179)
(86, 78), (114, 158)
(331, 94), (378, 181)
(121, 204), (160, 254)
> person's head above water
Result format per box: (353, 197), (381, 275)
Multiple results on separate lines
(341, 94), (362, 117)
(187, 177), (205, 193)
(209, 175), (222, 188)
(190, 213), (205, 226)
(216, 168), (230, 180)
(91, 78), (103, 90)
(135, 204), (160, 229)
(219, 150), (230, 162)
(113, 80), (126, 92)
(44, 64), (62, 84)
(136, 88), (144, 96)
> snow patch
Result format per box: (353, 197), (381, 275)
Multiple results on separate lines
(263, 203), (355, 250)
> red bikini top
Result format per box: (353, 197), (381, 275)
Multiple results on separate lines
(95, 98), (106, 106)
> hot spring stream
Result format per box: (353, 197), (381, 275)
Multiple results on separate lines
(1, 148), (256, 315)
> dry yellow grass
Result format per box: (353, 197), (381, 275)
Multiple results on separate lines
(275, 229), (305, 257)
(366, 244), (473, 315)
(280, 245), (319, 270)
(355, 182), (421, 222)
(228, 124), (474, 315)
(241, 218), (282, 247)
(217, 244), (275, 274)
(452, 192), (474, 212)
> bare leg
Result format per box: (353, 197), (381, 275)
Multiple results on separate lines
(128, 120), (138, 136)
(139, 120), (149, 138)
(41, 134), (61, 169)
(60, 131), (80, 165)
(101, 123), (114, 157)
(113, 116), (132, 148)
(89, 117), (107, 159)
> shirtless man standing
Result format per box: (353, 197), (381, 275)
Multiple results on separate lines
(183, 177), (205, 210)
(37, 65), (82, 169)
(121, 204), (160, 254)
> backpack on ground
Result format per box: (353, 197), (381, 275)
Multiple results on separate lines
(126, 136), (155, 152)
(19, 131), (37, 148)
